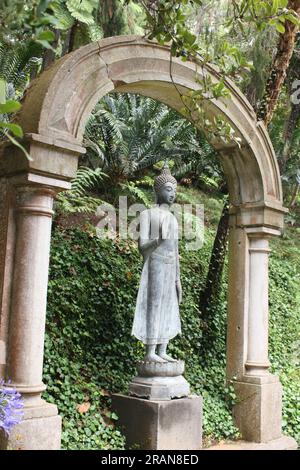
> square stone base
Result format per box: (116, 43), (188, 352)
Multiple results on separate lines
(233, 375), (282, 443)
(207, 436), (297, 450)
(112, 394), (202, 450)
(0, 403), (62, 450)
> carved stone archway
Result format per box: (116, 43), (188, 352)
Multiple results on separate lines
(0, 35), (293, 449)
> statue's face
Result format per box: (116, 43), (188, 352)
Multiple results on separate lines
(157, 182), (176, 205)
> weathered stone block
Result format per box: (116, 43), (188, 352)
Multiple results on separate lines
(112, 394), (202, 450)
(233, 376), (282, 443)
(0, 411), (62, 450)
(207, 436), (297, 450)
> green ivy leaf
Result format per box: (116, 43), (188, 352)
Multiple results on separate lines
(35, 39), (56, 51)
(286, 13), (300, 26)
(36, 30), (56, 41)
(8, 123), (23, 137)
(0, 100), (21, 113)
(278, 0), (288, 7)
(275, 22), (286, 33)
(0, 121), (23, 136)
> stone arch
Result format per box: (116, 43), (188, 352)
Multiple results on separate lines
(18, 35), (282, 207)
(0, 35), (292, 450)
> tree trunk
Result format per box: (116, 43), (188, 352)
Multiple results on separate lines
(99, 0), (126, 37)
(289, 182), (300, 208)
(200, 201), (229, 314)
(61, 21), (79, 56)
(62, 28), (72, 56)
(68, 21), (79, 54)
(41, 28), (60, 72)
(279, 102), (300, 174)
(257, 0), (300, 126)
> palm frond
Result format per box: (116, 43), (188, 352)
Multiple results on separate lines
(0, 39), (41, 91)
(83, 92), (221, 182)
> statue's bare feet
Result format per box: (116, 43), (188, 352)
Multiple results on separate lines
(156, 343), (177, 362)
(158, 353), (177, 362)
(143, 353), (166, 363)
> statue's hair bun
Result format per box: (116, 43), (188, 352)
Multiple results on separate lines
(154, 162), (177, 192)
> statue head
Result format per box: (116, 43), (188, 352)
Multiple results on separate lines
(154, 162), (177, 205)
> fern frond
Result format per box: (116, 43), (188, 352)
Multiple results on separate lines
(85, 23), (103, 41)
(0, 40), (41, 91)
(66, 0), (96, 25)
(173, 162), (193, 180)
(71, 167), (107, 196)
(120, 182), (151, 207)
(56, 192), (103, 214)
(49, 1), (75, 30)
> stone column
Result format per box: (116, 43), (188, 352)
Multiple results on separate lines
(0, 185), (61, 450)
(226, 215), (249, 381)
(245, 235), (271, 376)
(0, 176), (10, 378)
(232, 226), (283, 443)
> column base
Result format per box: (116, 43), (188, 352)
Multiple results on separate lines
(112, 393), (202, 450)
(233, 374), (282, 443)
(207, 436), (297, 450)
(0, 401), (61, 450)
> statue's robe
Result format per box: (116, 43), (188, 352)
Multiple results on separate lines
(132, 207), (181, 344)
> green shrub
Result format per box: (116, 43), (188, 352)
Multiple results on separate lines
(268, 252), (300, 444)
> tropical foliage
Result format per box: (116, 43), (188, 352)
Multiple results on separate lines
(0, 0), (300, 450)
(83, 93), (219, 182)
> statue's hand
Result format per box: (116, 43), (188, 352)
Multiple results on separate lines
(176, 280), (182, 304)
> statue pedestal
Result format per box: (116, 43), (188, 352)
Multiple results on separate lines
(112, 360), (202, 449)
(129, 375), (190, 400)
(129, 359), (190, 400)
(112, 394), (202, 450)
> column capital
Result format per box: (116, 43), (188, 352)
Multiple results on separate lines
(248, 238), (271, 255)
(15, 185), (55, 218)
(245, 226), (281, 239)
(0, 133), (82, 184)
(9, 172), (71, 193)
(229, 202), (287, 232)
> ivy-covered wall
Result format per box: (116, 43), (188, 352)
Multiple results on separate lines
(43, 209), (300, 449)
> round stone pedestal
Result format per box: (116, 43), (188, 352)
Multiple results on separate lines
(129, 360), (190, 400)
(136, 360), (184, 377)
